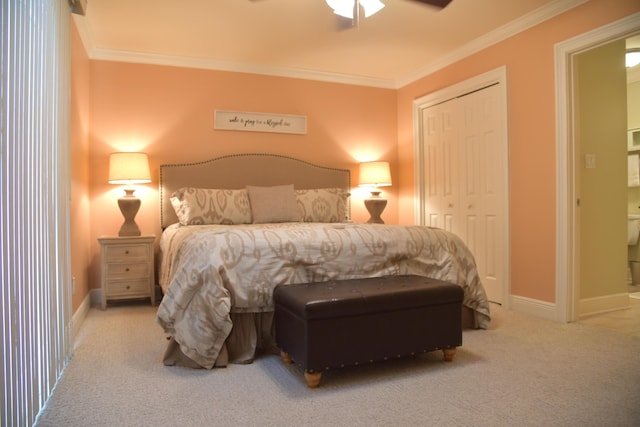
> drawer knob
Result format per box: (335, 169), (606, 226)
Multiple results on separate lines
(125, 267), (130, 272)
(126, 285), (130, 290)
(125, 250), (130, 254)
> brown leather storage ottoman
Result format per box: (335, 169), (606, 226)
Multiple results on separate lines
(273, 275), (463, 387)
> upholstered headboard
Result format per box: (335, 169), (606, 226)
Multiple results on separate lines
(159, 153), (351, 228)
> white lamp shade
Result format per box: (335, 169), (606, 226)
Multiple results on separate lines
(359, 161), (392, 187)
(108, 152), (151, 184)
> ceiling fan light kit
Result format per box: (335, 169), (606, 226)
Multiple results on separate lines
(326, 0), (385, 19)
(324, 0), (453, 27)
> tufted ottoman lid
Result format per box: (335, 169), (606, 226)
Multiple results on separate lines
(273, 275), (463, 320)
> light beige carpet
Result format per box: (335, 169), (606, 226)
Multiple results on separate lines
(35, 303), (640, 427)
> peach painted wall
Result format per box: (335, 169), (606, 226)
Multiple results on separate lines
(397, 0), (640, 303)
(75, 0), (640, 309)
(87, 62), (398, 291)
(70, 21), (92, 313)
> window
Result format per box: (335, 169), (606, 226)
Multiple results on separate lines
(1, 1), (72, 425)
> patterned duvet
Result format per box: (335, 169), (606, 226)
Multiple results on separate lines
(156, 222), (491, 368)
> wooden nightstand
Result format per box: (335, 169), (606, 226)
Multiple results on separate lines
(98, 235), (156, 309)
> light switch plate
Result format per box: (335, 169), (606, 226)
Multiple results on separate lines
(585, 154), (596, 169)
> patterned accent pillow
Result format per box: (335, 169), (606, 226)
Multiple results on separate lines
(170, 187), (252, 225)
(295, 188), (350, 223)
(246, 184), (303, 223)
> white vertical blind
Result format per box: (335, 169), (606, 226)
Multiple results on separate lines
(1, 1), (72, 426)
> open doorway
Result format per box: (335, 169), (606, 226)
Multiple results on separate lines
(555, 15), (640, 323)
(573, 39), (628, 318)
(625, 35), (640, 298)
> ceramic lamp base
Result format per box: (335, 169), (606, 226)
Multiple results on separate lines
(117, 188), (141, 236)
(364, 198), (387, 224)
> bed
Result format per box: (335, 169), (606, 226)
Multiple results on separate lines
(156, 153), (491, 369)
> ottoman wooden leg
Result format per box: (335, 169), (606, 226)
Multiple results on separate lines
(280, 350), (293, 365)
(304, 371), (322, 388)
(443, 347), (457, 362)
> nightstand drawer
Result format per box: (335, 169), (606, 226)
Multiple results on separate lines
(105, 279), (151, 297)
(105, 262), (150, 279)
(105, 244), (150, 261)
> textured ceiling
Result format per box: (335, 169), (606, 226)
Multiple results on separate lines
(74, 0), (592, 87)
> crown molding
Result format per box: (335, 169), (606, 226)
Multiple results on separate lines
(71, 15), (395, 88)
(395, 0), (588, 88)
(73, 0), (587, 90)
(89, 48), (398, 89)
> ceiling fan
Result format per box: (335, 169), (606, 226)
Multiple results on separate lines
(326, 0), (453, 28)
(250, 1), (453, 29)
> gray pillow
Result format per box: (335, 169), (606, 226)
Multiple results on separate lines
(246, 184), (302, 223)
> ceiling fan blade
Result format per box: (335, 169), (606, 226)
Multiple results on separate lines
(409, 0), (453, 8)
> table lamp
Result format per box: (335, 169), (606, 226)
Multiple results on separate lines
(359, 161), (391, 224)
(108, 152), (151, 236)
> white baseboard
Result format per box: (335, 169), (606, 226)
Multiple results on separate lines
(509, 294), (559, 322)
(509, 292), (631, 322)
(71, 293), (91, 338)
(71, 289), (107, 340)
(578, 293), (630, 318)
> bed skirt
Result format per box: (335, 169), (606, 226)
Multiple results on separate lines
(161, 307), (478, 368)
(162, 312), (278, 368)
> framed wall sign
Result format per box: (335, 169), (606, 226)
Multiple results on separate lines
(214, 110), (307, 135)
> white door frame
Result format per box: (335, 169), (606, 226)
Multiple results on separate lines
(413, 66), (510, 307)
(554, 13), (640, 323)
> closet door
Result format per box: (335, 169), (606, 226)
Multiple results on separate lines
(458, 84), (503, 304)
(421, 98), (460, 232)
(419, 83), (505, 304)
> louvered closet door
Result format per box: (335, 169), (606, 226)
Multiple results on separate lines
(420, 83), (505, 304)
